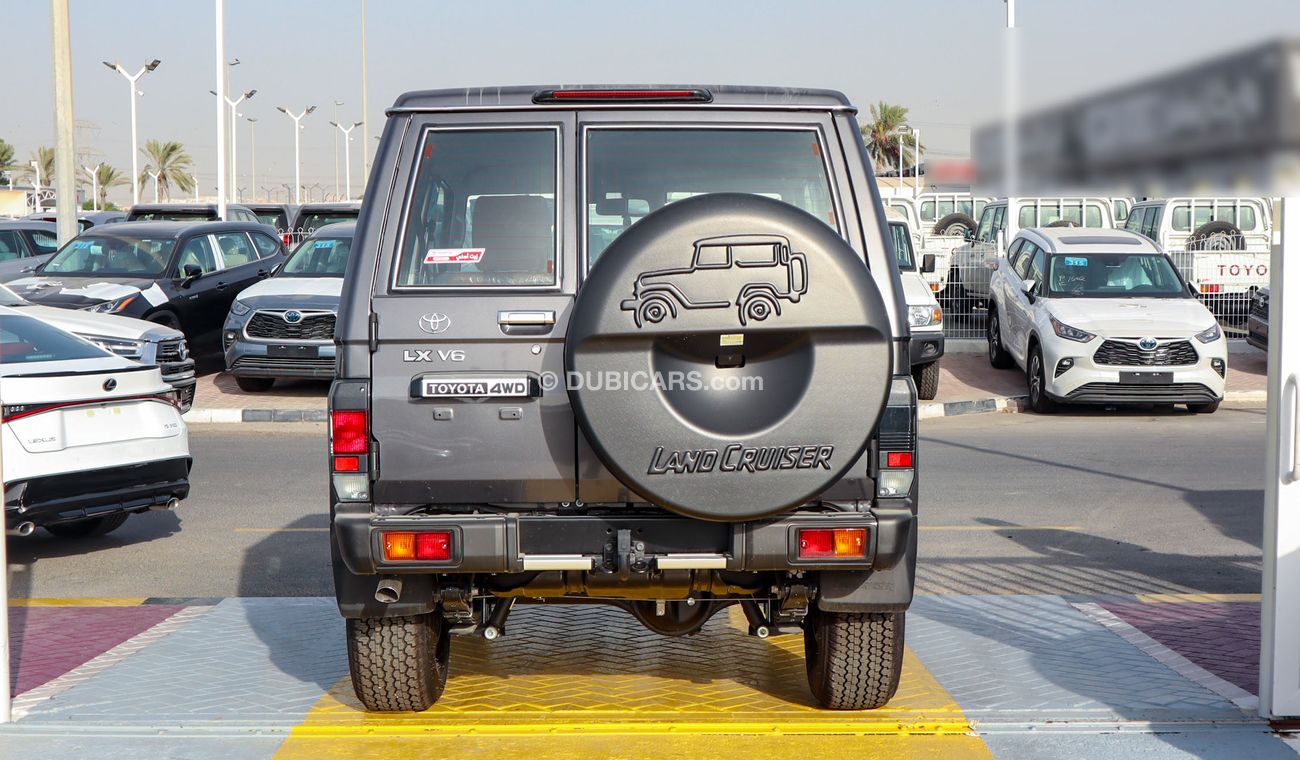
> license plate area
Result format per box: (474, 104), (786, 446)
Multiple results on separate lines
(1120, 371), (1173, 385)
(411, 373), (539, 399)
(268, 344), (319, 359)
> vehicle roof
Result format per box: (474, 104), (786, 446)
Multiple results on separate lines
(128, 203), (253, 212)
(1130, 196), (1269, 206)
(245, 203), (294, 211)
(305, 222), (356, 238)
(0, 220), (57, 231)
(80, 220), (274, 239)
(389, 85), (854, 113)
(1020, 227), (1161, 253)
(985, 196), (1115, 206)
(296, 202), (361, 212)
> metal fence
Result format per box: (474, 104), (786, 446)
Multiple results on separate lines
(923, 242), (1265, 340)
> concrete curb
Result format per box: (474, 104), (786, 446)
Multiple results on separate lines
(183, 408), (327, 424)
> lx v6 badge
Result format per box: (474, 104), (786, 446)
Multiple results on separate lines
(403, 349), (466, 362)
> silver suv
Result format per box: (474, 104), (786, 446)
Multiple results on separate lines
(329, 86), (919, 712)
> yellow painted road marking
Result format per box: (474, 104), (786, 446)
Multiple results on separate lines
(274, 605), (994, 757)
(7, 598), (146, 607)
(1136, 593), (1262, 604)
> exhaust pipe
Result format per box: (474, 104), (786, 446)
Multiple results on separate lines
(374, 577), (403, 604)
(6, 521), (35, 537)
(150, 498), (180, 512)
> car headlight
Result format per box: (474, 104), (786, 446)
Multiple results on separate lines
(1050, 316), (1096, 343)
(1194, 323), (1222, 343)
(82, 294), (138, 314)
(229, 300), (251, 316)
(80, 334), (145, 359)
(908, 305), (942, 327)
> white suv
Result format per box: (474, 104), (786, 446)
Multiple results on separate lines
(986, 227), (1227, 414)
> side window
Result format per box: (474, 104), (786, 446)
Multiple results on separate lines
(1239, 205), (1258, 231)
(992, 206), (1007, 239)
(0, 231), (25, 261)
(1026, 248), (1046, 287)
(213, 232), (258, 268)
(1062, 202), (1083, 225)
(1013, 242), (1037, 279)
(939, 200), (955, 218)
(1124, 209), (1144, 232)
(920, 200), (935, 221)
(1006, 238), (1025, 270)
(176, 236), (219, 275)
(1143, 208), (1161, 240)
(1084, 203), (1102, 227)
(250, 232), (283, 259)
(27, 230), (59, 255)
(1113, 199), (1129, 222)
(1018, 205), (1037, 229)
(975, 207), (996, 242)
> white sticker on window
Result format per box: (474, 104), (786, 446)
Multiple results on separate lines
(424, 248), (485, 264)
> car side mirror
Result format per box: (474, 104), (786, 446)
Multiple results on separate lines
(921, 253), (936, 273)
(1188, 282), (1198, 296)
(1021, 278), (1038, 301)
(965, 229), (976, 241)
(179, 263), (203, 288)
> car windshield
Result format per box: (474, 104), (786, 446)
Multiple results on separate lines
(297, 212), (357, 235)
(40, 234), (175, 277)
(0, 313), (109, 364)
(282, 236), (352, 276)
(888, 222), (915, 270)
(1047, 252), (1187, 298)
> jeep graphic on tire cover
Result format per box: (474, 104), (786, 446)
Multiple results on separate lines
(566, 193), (893, 521)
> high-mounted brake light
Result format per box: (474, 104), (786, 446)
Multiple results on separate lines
(798, 528), (867, 560)
(532, 88), (713, 104)
(331, 410), (368, 454)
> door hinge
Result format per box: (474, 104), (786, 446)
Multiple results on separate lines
(368, 312), (378, 353)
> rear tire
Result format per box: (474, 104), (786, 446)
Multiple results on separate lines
(45, 513), (129, 538)
(347, 612), (451, 712)
(235, 376), (275, 392)
(1189, 221), (1245, 251)
(932, 212), (977, 238)
(912, 361), (940, 400)
(804, 610), (905, 710)
(1188, 400), (1220, 414)
(1027, 345), (1057, 414)
(987, 310), (1014, 369)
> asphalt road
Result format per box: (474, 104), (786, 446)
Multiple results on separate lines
(4, 405), (1267, 599)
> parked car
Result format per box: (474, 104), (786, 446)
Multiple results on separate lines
(126, 203), (260, 223)
(1247, 286), (1269, 351)
(329, 85), (919, 713)
(986, 227), (1226, 413)
(289, 202), (360, 244)
(888, 219), (943, 399)
(245, 203), (297, 236)
(223, 222), (353, 390)
(0, 283), (196, 411)
(0, 220), (61, 282)
(915, 193), (991, 237)
(25, 211), (128, 230)
(7, 221), (287, 353)
(1, 307), (191, 538)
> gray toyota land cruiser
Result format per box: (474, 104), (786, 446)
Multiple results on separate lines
(330, 86), (919, 712)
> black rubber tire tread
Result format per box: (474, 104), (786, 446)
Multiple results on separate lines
(913, 361), (940, 400)
(1188, 400), (1220, 414)
(347, 613), (450, 712)
(1027, 345), (1057, 414)
(932, 212), (977, 237)
(987, 309), (1015, 369)
(235, 376), (275, 393)
(146, 310), (181, 329)
(804, 610), (905, 710)
(1188, 221), (1245, 251)
(45, 512), (129, 538)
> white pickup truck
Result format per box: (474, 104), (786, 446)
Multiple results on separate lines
(1123, 198), (1272, 314)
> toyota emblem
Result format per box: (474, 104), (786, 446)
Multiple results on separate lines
(283, 310), (303, 324)
(1138, 337), (1158, 351)
(103, 378), (117, 391)
(419, 313), (451, 334)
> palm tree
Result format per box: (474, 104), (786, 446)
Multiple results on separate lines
(138, 140), (195, 201)
(23, 146), (55, 187)
(859, 102), (921, 174)
(0, 139), (14, 183)
(84, 164), (129, 208)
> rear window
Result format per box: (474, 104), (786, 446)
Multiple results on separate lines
(1171, 203), (1259, 232)
(585, 129), (837, 265)
(255, 211), (289, 229)
(396, 129), (558, 288)
(128, 209), (216, 221)
(296, 212), (358, 235)
(0, 313), (109, 364)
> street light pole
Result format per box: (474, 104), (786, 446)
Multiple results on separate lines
(360, 0), (370, 178)
(103, 58), (159, 207)
(215, 0), (227, 220)
(329, 120), (362, 201)
(83, 163), (102, 211)
(277, 105), (316, 205)
(247, 117), (257, 200)
(912, 126), (922, 197)
(148, 170), (161, 203)
(332, 100), (343, 197)
(210, 89), (256, 202)
(191, 172), (199, 201)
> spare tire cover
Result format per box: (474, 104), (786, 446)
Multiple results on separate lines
(566, 193), (893, 521)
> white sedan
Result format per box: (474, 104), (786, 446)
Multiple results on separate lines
(986, 228), (1227, 413)
(1, 307), (191, 538)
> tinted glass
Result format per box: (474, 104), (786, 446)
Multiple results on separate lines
(0, 313), (109, 364)
(176, 236), (219, 275)
(889, 222), (915, 270)
(1124, 209), (1145, 232)
(255, 211), (289, 229)
(129, 209), (215, 221)
(975, 207), (996, 242)
(920, 201), (935, 220)
(250, 232), (283, 259)
(28, 230), (59, 254)
(585, 129), (836, 264)
(1048, 253), (1186, 297)
(1113, 199), (1129, 221)
(214, 232), (258, 268)
(284, 237), (352, 276)
(41, 235), (175, 276)
(397, 129), (557, 287)
(298, 212), (359, 235)
(0, 231), (24, 261)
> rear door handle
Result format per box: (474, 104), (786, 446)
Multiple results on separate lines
(216, 282), (228, 291)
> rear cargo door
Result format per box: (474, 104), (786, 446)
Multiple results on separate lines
(369, 113), (578, 504)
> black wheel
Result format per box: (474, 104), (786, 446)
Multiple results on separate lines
(912, 361), (940, 400)
(45, 513), (129, 538)
(235, 376), (275, 392)
(739, 293), (779, 325)
(932, 212), (977, 237)
(347, 612), (450, 712)
(1189, 221), (1245, 251)
(1188, 400), (1220, 414)
(1027, 345), (1057, 413)
(987, 309), (1014, 369)
(146, 310), (181, 330)
(804, 610), (904, 710)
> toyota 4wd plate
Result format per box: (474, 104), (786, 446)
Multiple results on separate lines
(417, 375), (532, 398)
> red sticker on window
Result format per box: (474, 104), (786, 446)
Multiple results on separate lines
(424, 248), (485, 264)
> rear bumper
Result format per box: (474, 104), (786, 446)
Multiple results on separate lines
(5, 456), (191, 527)
(333, 507), (913, 576)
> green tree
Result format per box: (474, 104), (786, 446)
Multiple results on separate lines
(138, 140), (195, 200)
(0, 138), (14, 182)
(23, 146), (55, 187)
(82, 199), (121, 211)
(859, 102), (921, 174)
(83, 164), (129, 208)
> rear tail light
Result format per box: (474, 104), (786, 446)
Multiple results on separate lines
(797, 528), (867, 559)
(331, 410), (368, 454)
(382, 530), (453, 561)
(2, 393), (178, 423)
(886, 451), (913, 468)
(333, 455), (360, 472)
(1200, 283), (1222, 293)
(877, 376), (917, 497)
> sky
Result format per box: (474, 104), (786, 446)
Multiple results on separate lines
(4, 0), (1298, 205)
